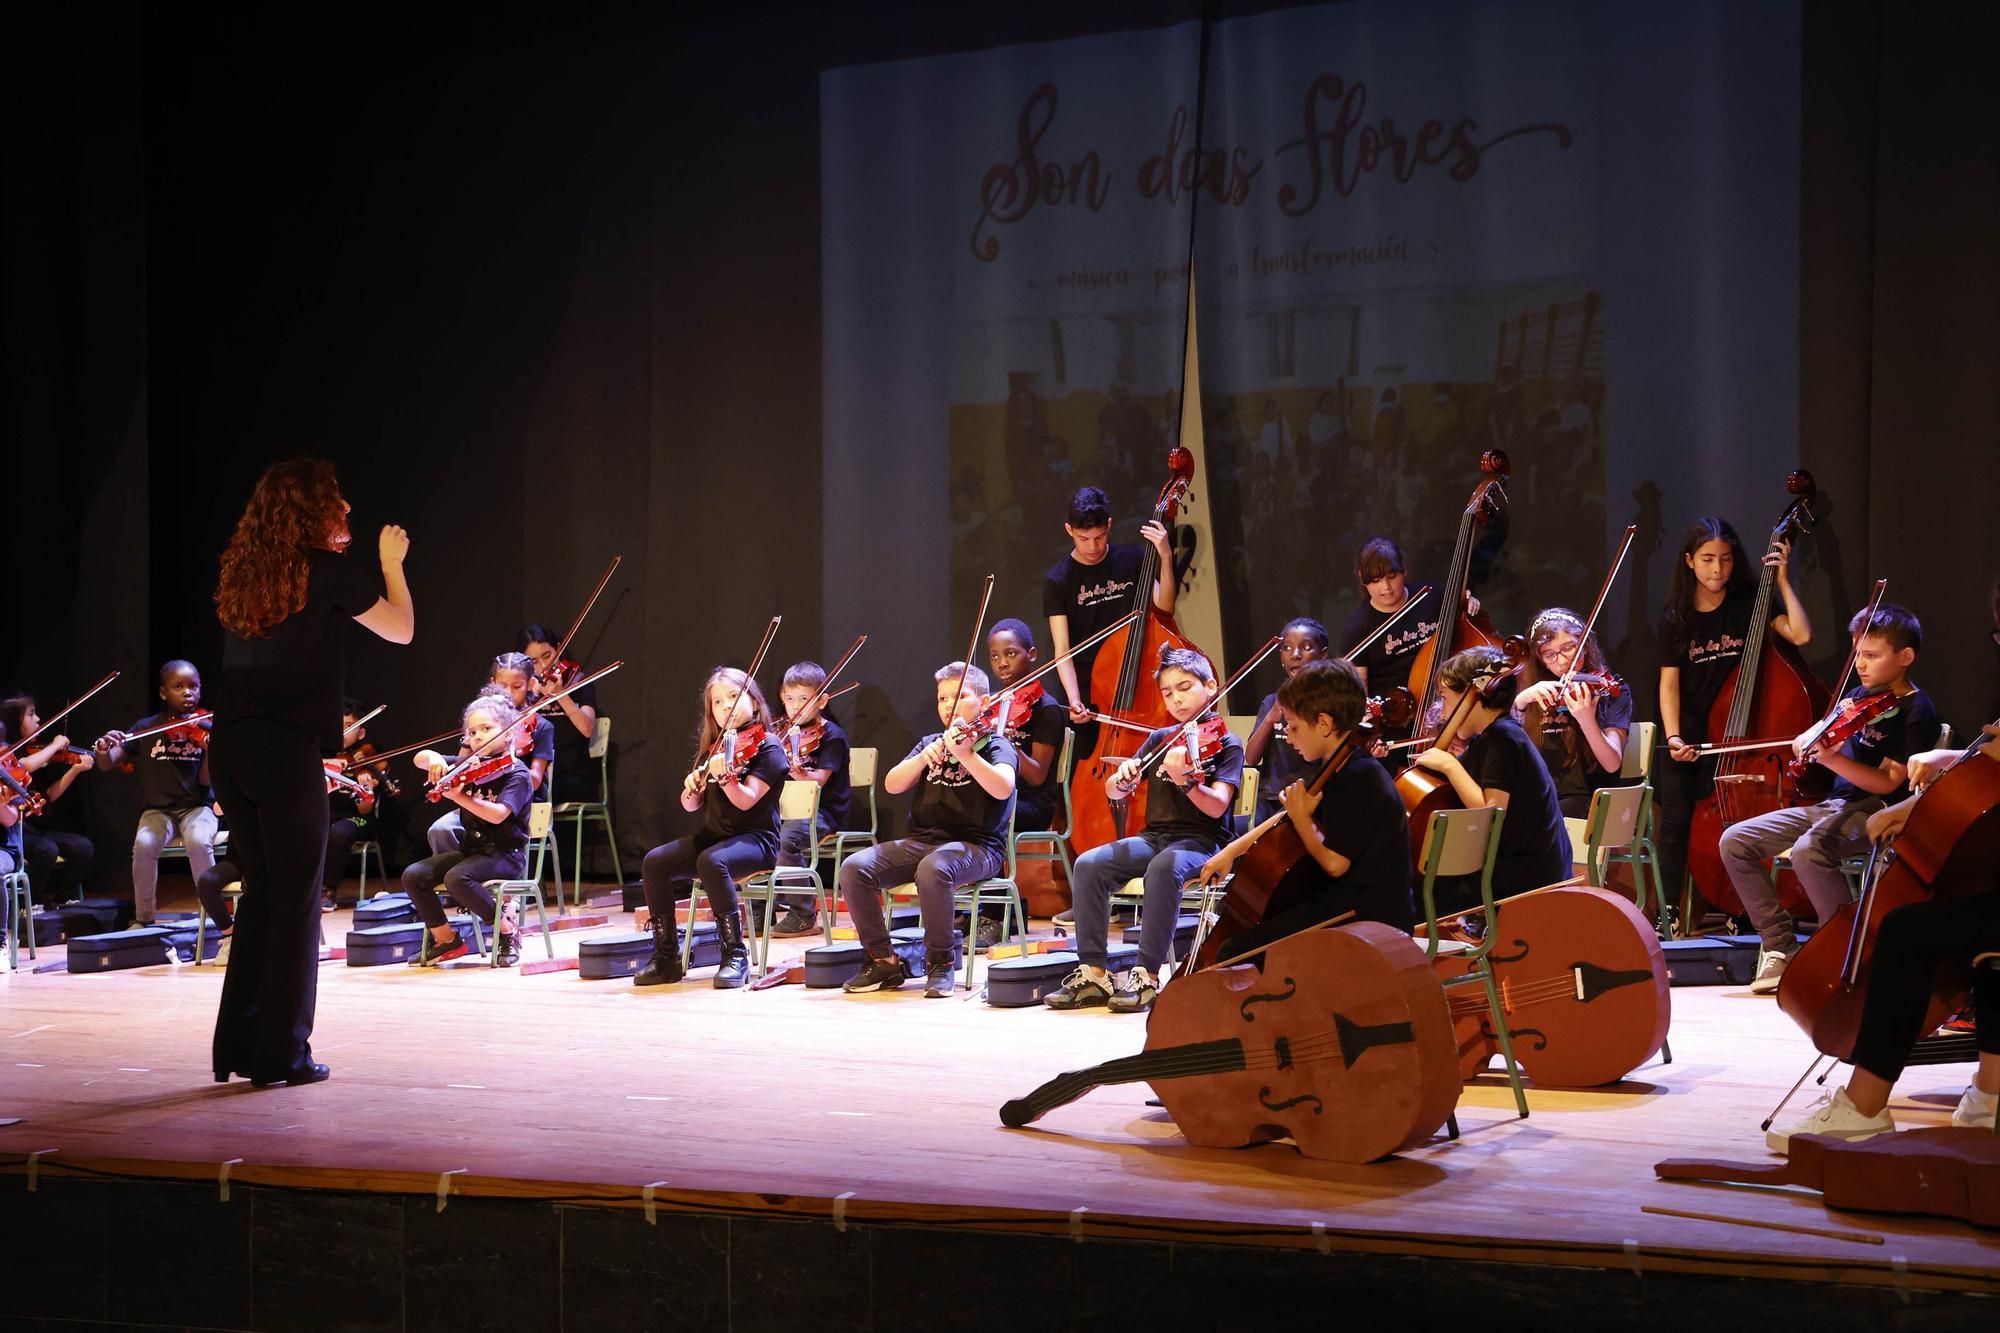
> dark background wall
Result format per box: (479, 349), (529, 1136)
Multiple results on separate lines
(5, 0), (1995, 892)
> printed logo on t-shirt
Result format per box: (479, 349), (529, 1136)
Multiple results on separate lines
(1685, 633), (1745, 665)
(148, 736), (206, 764)
(1075, 577), (1136, 608)
(1382, 620), (1440, 659)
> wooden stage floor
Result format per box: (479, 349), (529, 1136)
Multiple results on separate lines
(3, 893), (1997, 1297)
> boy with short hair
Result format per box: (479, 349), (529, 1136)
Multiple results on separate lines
(769, 660), (852, 935)
(94, 660), (217, 926)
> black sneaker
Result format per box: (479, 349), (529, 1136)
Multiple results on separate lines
(408, 933), (468, 967)
(843, 953), (908, 993)
(493, 929), (520, 968)
(772, 904), (820, 937)
(972, 915), (1004, 953)
(1108, 966), (1160, 1013)
(923, 949), (957, 998)
(1043, 965), (1113, 1010)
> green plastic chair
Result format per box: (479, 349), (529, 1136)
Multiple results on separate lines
(474, 801), (559, 966)
(553, 714), (623, 909)
(823, 746), (880, 891)
(4, 869), (33, 970)
(732, 779), (836, 974)
(1416, 803), (1528, 1120)
(1010, 729), (1076, 886)
(884, 813), (1027, 991)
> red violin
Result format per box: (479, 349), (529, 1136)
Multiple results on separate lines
(1, 756), (45, 816)
(1785, 688), (1902, 783)
(696, 723), (767, 790)
(426, 753), (514, 803)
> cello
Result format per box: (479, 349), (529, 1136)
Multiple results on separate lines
(1685, 472), (1832, 917)
(1403, 450), (1510, 737)
(1071, 448), (1207, 851)
(1395, 639), (1528, 872)
(1000, 921), (1461, 1163)
(1776, 724), (2000, 1060)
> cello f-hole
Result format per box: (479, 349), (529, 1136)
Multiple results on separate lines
(1488, 938), (1531, 966)
(1239, 978), (1298, 1021)
(1258, 1089), (1325, 1116)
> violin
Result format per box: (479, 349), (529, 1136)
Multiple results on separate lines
(534, 657), (581, 692)
(1547, 672), (1626, 713)
(42, 744), (96, 767)
(1784, 688), (1902, 783)
(782, 718), (826, 768)
(1, 756), (45, 817)
(1776, 724), (2000, 1060)
(1106, 636), (1283, 799)
(976, 680), (1045, 738)
(1188, 723), (1372, 970)
(323, 759), (373, 804)
(697, 723), (768, 790)
(1072, 448), (1210, 849)
(1686, 472), (1833, 918)
(1000, 922), (1462, 1164)
(1161, 714), (1232, 787)
(425, 753), (515, 802)
(1404, 451), (1510, 739)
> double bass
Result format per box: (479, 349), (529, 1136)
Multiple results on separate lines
(1404, 450), (1510, 736)
(1071, 448), (1207, 852)
(1776, 724), (2000, 1060)
(1685, 472), (1832, 916)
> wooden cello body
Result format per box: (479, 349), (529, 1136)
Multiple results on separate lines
(1776, 731), (2000, 1060)
(1686, 473), (1832, 917)
(1071, 448), (1205, 853)
(1001, 923), (1461, 1163)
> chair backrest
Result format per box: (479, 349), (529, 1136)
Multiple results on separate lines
(777, 778), (821, 824)
(1419, 804), (1502, 880)
(1937, 722), (1954, 750)
(849, 747), (879, 833)
(1622, 720), (1655, 780)
(1048, 729), (1077, 835)
(1234, 766), (1260, 819)
(1578, 783), (1647, 883)
(528, 802), (553, 839)
(590, 715), (611, 760)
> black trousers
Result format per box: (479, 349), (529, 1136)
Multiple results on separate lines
(642, 831), (775, 920)
(1850, 891), (2000, 1083)
(1653, 756), (1716, 913)
(324, 817), (363, 892)
(22, 826), (94, 903)
(401, 849), (524, 928)
(209, 721), (329, 1078)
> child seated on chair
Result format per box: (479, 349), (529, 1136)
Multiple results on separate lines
(401, 693), (534, 968)
(94, 660), (217, 926)
(973, 618), (1068, 950)
(1245, 618), (1331, 827)
(838, 662), (1017, 999)
(1512, 608), (1633, 819)
(426, 652), (557, 855)
(766, 660), (851, 937)
(1047, 646), (1242, 1015)
(1718, 603), (1941, 996)
(1201, 658), (1414, 964)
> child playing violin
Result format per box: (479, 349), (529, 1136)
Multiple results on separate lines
(0, 693), (97, 907)
(519, 623), (599, 808)
(94, 660), (217, 926)
(1201, 658), (1415, 958)
(767, 660), (851, 936)
(986, 619), (1068, 833)
(1720, 603), (1940, 995)
(1409, 645), (1571, 912)
(426, 652), (558, 855)
(1512, 608), (1633, 818)
(1047, 646), (1242, 1014)
(634, 667), (787, 989)
(1245, 618), (1330, 825)
(1768, 725), (1998, 1149)
(401, 694), (536, 967)
(838, 662), (1018, 998)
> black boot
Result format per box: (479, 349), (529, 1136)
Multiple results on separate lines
(633, 916), (685, 987)
(713, 906), (750, 989)
(923, 946), (957, 998)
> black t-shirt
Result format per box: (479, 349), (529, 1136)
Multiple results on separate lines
(1657, 587), (1755, 744)
(457, 760), (534, 856)
(1252, 690), (1312, 819)
(1268, 753), (1415, 930)
(1339, 592), (1441, 696)
(1462, 716), (1572, 897)
(906, 731), (1018, 854)
(1525, 676), (1635, 808)
(1828, 685), (1943, 804)
(216, 548), (386, 752)
(543, 681), (598, 797)
(703, 732), (789, 839)
(1002, 692), (1068, 828)
(1043, 543), (1148, 704)
(126, 711), (213, 812)
(1140, 723), (1245, 849)
(795, 716), (851, 829)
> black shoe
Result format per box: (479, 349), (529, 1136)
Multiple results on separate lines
(772, 904), (820, 937)
(713, 909), (750, 989)
(844, 952), (908, 993)
(493, 929), (520, 968)
(408, 932), (469, 967)
(251, 1062), (331, 1089)
(923, 948), (957, 998)
(973, 915), (1004, 953)
(633, 918), (685, 987)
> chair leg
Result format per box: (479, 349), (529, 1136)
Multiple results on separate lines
(681, 887), (702, 973)
(1477, 967), (1530, 1119)
(602, 810), (624, 888)
(572, 809), (586, 910)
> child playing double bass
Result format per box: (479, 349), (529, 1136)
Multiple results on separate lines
(1201, 658), (1414, 960)
(1047, 646), (1242, 1014)
(1719, 603), (1941, 995)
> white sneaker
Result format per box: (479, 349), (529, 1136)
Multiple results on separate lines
(213, 935), (232, 967)
(1766, 1085), (1895, 1153)
(1951, 1085), (1998, 1130)
(1748, 949), (1792, 995)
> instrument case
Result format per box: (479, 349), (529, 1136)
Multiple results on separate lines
(577, 924), (720, 980)
(1661, 934), (1760, 986)
(353, 895), (418, 930)
(803, 927), (963, 988)
(345, 916), (478, 967)
(66, 927), (174, 973)
(62, 899), (130, 935)
(984, 944), (1140, 1007)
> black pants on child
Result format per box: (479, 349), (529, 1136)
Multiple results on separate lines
(402, 849), (525, 928)
(1652, 757), (1715, 916)
(22, 827), (93, 903)
(1850, 890), (2000, 1083)
(209, 720), (328, 1079)
(642, 831), (776, 920)
(324, 817), (364, 892)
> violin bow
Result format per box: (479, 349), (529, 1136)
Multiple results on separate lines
(1825, 578), (1890, 708)
(1559, 525), (1637, 690)
(548, 556), (622, 673)
(933, 576), (995, 769)
(436, 661), (625, 788)
(341, 704), (387, 743)
(1342, 586), (1434, 661)
(776, 635), (868, 736)
(691, 616), (783, 783)
(350, 728), (467, 769)
(7, 670), (120, 755)
(1120, 633), (1284, 788)
(115, 710), (215, 746)
(999, 611), (1141, 700)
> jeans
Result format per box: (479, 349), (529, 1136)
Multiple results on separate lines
(837, 837), (1001, 956)
(132, 806), (219, 922)
(1069, 833), (1215, 972)
(1718, 798), (1876, 953)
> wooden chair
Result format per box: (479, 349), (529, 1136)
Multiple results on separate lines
(553, 714), (623, 908)
(1415, 804), (1528, 1120)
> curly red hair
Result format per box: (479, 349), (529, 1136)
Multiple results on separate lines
(214, 458), (347, 638)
